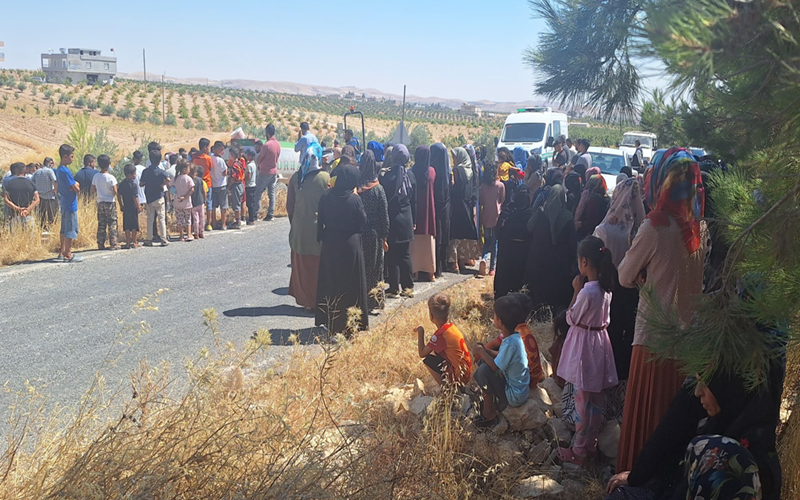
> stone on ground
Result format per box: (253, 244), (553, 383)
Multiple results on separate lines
(502, 397), (549, 431)
(539, 377), (563, 417)
(409, 394), (435, 416)
(546, 417), (574, 446)
(598, 420), (621, 458)
(513, 474), (565, 498)
(527, 439), (552, 465)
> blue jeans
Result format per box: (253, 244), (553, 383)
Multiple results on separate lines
(482, 226), (498, 271)
(256, 173), (277, 219)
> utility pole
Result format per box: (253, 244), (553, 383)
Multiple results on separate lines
(401, 85), (407, 124)
(143, 49), (147, 83)
(162, 73), (165, 126)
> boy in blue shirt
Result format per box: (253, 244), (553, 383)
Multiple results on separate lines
(473, 292), (531, 427)
(55, 144), (82, 263)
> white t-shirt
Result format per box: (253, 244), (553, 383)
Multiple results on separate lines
(134, 164), (146, 204)
(210, 155), (227, 188)
(92, 172), (118, 203)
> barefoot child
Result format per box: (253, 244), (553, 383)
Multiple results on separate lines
(117, 163), (141, 249)
(557, 236), (618, 466)
(171, 160), (195, 241)
(473, 292), (532, 427)
(416, 293), (473, 387)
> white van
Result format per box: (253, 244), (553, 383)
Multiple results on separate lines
(496, 108), (569, 166)
(619, 131), (658, 164)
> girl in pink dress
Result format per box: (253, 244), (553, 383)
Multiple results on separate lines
(557, 235), (619, 465)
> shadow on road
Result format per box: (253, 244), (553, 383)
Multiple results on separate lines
(223, 304), (313, 318)
(267, 327), (328, 346)
(271, 287), (289, 296)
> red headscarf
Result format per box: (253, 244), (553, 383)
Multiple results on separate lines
(646, 148), (705, 253)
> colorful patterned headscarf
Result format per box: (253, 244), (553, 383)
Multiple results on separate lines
(646, 147), (705, 253)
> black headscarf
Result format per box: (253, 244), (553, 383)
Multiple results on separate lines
(413, 146), (431, 189)
(359, 150), (377, 186)
(340, 145), (358, 167)
(545, 167), (564, 186)
(331, 164), (360, 197)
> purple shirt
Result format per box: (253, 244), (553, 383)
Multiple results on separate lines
(479, 180), (505, 229)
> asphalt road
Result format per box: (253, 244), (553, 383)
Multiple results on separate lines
(0, 218), (469, 414)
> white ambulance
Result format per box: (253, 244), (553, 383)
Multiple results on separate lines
(496, 107), (569, 166)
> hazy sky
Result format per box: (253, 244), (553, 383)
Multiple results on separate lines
(0, 0), (550, 102)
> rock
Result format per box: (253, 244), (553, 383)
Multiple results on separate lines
(538, 377), (563, 407)
(598, 420), (620, 458)
(456, 393), (472, 415)
(546, 417), (573, 446)
(502, 398), (549, 431)
(540, 354), (553, 379)
(529, 385), (553, 412)
(513, 475), (565, 498)
(384, 387), (412, 414)
(493, 414), (509, 435)
(409, 395), (434, 416)
(474, 433), (523, 465)
(337, 420), (367, 439)
(527, 439), (552, 465)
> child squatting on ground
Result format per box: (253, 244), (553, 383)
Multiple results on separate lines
(556, 236), (619, 465)
(416, 293), (473, 387)
(472, 292), (533, 428)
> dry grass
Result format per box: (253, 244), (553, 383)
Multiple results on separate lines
(0, 278), (602, 499)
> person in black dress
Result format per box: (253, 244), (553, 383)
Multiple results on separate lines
(358, 150), (390, 311)
(315, 164), (369, 335)
(430, 143), (451, 277)
(525, 184), (577, 318)
(494, 185), (533, 299)
(379, 144), (417, 297)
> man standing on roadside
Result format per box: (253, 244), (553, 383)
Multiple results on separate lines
(140, 148), (171, 246)
(192, 138), (214, 232)
(55, 144), (82, 262)
(32, 156), (58, 227)
(294, 121), (317, 167)
(553, 139), (569, 169)
(630, 139), (644, 170)
(567, 139), (592, 174)
(256, 123), (281, 221)
(3, 162), (39, 229)
(74, 154), (99, 202)
(345, 129), (361, 160)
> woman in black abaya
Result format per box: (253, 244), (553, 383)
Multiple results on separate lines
(315, 164), (369, 335)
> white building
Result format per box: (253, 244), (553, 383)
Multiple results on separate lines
(460, 103), (483, 117)
(42, 48), (116, 84)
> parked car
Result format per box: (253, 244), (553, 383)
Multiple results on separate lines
(587, 147), (632, 194)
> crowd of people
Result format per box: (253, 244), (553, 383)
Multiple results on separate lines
(1, 121), (784, 498)
(292, 126), (782, 500)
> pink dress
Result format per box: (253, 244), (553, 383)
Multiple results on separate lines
(557, 281), (618, 393)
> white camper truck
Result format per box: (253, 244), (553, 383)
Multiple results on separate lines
(496, 108), (569, 166)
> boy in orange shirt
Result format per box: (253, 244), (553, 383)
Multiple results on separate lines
(483, 312), (545, 386)
(416, 293), (473, 387)
(192, 138), (214, 232)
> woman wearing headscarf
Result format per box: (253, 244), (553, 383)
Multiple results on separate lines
(410, 146), (436, 281)
(524, 154), (544, 195)
(315, 164), (369, 335)
(574, 166), (601, 222)
(430, 143), (451, 277)
(525, 184), (577, 317)
(607, 362), (783, 500)
(615, 148), (707, 473)
(329, 145), (358, 188)
(575, 174), (610, 241)
(493, 185), (532, 299)
(448, 147), (481, 273)
(564, 171), (583, 214)
(367, 141), (385, 168)
(379, 144), (417, 297)
(531, 167), (564, 211)
(287, 145), (329, 311)
(358, 150), (390, 312)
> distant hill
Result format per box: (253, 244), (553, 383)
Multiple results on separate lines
(118, 72), (554, 113)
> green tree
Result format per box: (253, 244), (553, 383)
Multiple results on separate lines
(526, 0), (800, 387)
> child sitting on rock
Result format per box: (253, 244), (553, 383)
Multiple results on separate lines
(483, 312), (545, 387)
(416, 293), (473, 387)
(472, 292), (531, 428)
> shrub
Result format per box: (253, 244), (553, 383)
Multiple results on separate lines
(87, 99), (100, 111)
(101, 104), (115, 116)
(196, 119), (207, 131)
(133, 108), (147, 123)
(116, 108), (131, 120)
(183, 119), (194, 129)
(73, 96), (86, 108)
(17, 82), (26, 92)
(164, 114), (177, 126)
(43, 89), (54, 99)
(148, 113), (162, 125)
